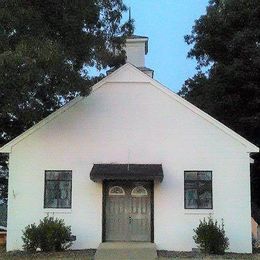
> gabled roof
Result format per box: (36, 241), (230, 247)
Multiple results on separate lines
(0, 63), (258, 153)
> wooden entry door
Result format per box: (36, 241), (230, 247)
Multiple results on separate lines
(104, 181), (152, 242)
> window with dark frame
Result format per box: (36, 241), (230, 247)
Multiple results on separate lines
(44, 170), (72, 209)
(184, 171), (212, 209)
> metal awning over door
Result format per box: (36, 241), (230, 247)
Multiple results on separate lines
(90, 164), (163, 182)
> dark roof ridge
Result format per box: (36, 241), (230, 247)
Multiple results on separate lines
(127, 35), (148, 39)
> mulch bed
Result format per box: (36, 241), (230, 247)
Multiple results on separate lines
(1, 246), (260, 259)
(158, 250), (260, 259)
(0, 247), (96, 259)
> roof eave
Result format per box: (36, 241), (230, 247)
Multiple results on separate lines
(0, 146), (11, 153)
(247, 146), (259, 153)
(124, 64), (259, 153)
(0, 62), (258, 155)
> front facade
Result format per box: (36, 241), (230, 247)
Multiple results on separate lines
(0, 37), (258, 253)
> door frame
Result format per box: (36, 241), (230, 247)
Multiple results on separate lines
(102, 180), (154, 242)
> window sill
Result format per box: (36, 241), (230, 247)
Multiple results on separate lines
(184, 209), (214, 215)
(43, 208), (72, 214)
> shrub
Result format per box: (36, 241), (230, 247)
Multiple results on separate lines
(22, 216), (72, 252)
(193, 217), (229, 255)
(252, 236), (260, 253)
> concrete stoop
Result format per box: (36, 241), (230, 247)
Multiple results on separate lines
(94, 242), (158, 260)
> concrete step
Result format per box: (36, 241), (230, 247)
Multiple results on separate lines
(94, 242), (158, 260)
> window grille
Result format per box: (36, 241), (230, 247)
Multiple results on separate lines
(44, 170), (72, 208)
(184, 171), (212, 209)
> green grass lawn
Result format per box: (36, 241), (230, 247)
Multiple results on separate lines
(1, 246), (260, 259)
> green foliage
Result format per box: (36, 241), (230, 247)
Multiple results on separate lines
(0, 157), (8, 205)
(22, 223), (39, 252)
(0, 0), (134, 203)
(193, 217), (229, 255)
(180, 0), (260, 145)
(22, 217), (72, 252)
(179, 0), (260, 206)
(252, 236), (259, 252)
(0, 203), (7, 227)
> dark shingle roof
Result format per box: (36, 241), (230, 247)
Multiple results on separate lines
(138, 67), (154, 72)
(106, 66), (153, 76)
(127, 35), (148, 39)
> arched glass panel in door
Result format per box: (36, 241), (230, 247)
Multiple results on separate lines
(131, 186), (148, 197)
(109, 186), (125, 196)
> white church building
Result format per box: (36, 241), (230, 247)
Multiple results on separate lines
(0, 35), (258, 253)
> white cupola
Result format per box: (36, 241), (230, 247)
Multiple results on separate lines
(124, 35), (154, 78)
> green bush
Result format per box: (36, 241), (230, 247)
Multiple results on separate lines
(22, 216), (72, 252)
(193, 217), (229, 255)
(252, 236), (260, 253)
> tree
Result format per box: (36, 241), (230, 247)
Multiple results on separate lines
(179, 0), (260, 205)
(0, 1), (133, 203)
(0, 163), (8, 204)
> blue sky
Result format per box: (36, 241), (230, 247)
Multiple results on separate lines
(123, 0), (209, 92)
